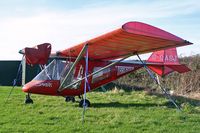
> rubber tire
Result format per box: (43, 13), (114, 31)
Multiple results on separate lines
(71, 97), (75, 102)
(79, 99), (90, 107)
(25, 98), (33, 104)
(65, 97), (75, 102)
(65, 97), (71, 102)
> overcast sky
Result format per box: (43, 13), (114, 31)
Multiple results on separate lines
(0, 0), (199, 60)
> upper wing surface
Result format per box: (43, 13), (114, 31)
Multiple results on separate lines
(59, 22), (192, 60)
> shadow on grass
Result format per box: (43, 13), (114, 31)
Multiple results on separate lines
(90, 91), (200, 109)
(91, 102), (166, 108)
(90, 99), (200, 112)
(147, 92), (200, 107)
(105, 83), (200, 107)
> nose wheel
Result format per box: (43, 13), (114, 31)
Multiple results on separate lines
(25, 93), (33, 104)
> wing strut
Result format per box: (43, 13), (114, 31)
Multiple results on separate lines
(136, 53), (181, 111)
(63, 53), (133, 90)
(82, 45), (90, 124)
(58, 44), (88, 92)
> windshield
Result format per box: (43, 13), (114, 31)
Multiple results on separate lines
(34, 59), (72, 81)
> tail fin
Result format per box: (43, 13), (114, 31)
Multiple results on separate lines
(148, 48), (179, 64)
(147, 48), (190, 77)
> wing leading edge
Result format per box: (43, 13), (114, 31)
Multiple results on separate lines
(59, 21), (192, 60)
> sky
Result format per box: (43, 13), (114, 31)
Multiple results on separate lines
(0, 0), (199, 60)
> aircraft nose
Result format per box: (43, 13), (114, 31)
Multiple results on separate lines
(22, 85), (30, 93)
(22, 81), (39, 93)
(21, 80), (60, 95)
(22, 81), (35, 93)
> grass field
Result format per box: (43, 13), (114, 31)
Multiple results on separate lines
(0, 86), (200, 133)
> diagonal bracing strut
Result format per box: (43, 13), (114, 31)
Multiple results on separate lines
(62, 53), (133, 91)
(136, 53), (181, 111)
(57, 44), (88, 92)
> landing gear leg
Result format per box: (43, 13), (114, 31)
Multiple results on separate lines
(25, 93), (33, 104)
(78, 95), (82, 100)
(65, 96), (75, 102)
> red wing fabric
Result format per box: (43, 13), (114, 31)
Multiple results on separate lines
(59, 21), (192, 60)
(24, 43), (51, 65)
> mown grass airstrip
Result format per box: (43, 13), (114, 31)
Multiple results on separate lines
(0, 86), (200, 133)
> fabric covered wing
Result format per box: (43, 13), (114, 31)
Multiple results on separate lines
(59, 21), (192, 60)
(25, 43), (51, 65)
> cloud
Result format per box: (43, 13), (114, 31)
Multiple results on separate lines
(0, 0), (199, 60)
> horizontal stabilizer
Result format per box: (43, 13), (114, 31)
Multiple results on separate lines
(147, 65), (173, 76)
(167, 64), (191, 73)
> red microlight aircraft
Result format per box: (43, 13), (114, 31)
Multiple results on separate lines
(19, 21), (192, 107)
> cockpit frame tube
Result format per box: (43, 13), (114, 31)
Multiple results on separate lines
(63, 53), (133, 90)
(57, 44), (88, 92)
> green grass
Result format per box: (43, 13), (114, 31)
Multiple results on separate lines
(0, 86), (200, 133)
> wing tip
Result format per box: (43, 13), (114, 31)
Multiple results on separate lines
(122, 21), (189, 43)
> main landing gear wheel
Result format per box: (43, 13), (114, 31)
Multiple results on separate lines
(65, 96), (75, 102)
(25, 94), (33, 104)
(79, 99), (90, 107)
